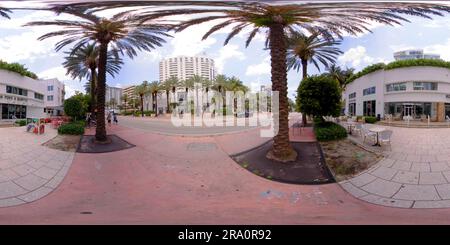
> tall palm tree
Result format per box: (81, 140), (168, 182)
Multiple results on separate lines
(148, 81), (161, 117)
(326, 64), (355, 90)
(26, 10), (172, 142)
(50, 1), (450, 160)
(62, 44), (123, 114)
(121, 93), (129, 113)
(228, 76), (249, 116)
(212, 74), (229, 116)
(202, 78), (213, 111)
(187, 75), (205, 116)
(134, 2), (449, 162)
(161, 76), (179, 113)
(135, 81), (149, 117)
(287, 32), (343, 80)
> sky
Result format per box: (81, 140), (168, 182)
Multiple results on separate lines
(0, 2), (450, 100)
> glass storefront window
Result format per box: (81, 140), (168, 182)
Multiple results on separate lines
(413, 82), (438, 90)
(1, 104), (27, 119)
(386, 82), (406, 92)
(363, 100), (376, 116)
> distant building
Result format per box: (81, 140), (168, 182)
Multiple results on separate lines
(159, 55), (216, 82)
(43, 78), (65, 116)
(122, 85), (137, 110)
(105, 85), (122, 110)
(394, 49), (440, 61)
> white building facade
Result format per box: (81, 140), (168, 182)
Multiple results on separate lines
(159, 55), (216, 82)
(0, 69), (64, 121)
(105, 86), (122, 110)
(344, 66), (450, 122)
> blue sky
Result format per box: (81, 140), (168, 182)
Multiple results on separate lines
(0, 6), (449, 100)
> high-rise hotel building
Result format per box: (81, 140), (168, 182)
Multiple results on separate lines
(159, 56), (216, 82)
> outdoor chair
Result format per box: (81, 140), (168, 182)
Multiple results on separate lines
(353, 124), (363, 137)
(361, 125), (376, 143)
(379, 130), (393, 150)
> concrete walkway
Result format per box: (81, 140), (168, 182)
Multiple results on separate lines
(0, 127), (74, 207)
(341, 126), (450, 208)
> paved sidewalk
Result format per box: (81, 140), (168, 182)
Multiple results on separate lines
(341, 126), (450, 208)
(0, 127), (74, 207)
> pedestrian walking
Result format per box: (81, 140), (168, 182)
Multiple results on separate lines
(113, 112), (118, 124)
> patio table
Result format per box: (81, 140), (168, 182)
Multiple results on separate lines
(369, 126), (386, 146)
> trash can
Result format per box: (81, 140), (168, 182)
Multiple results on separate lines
(377, 114), (381, 121)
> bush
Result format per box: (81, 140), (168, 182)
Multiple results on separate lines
(15, 119), (27, 126)
(143, 110), (154, 116)
(58, 123), (85, 135)
(0, 60), (38, 79)
(356, 115), (363, 122)
(122, 111), (134, 116)
(314, 121), (347, 141)
(364, 116), (377, 124)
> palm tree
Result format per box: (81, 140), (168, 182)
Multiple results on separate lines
(121, 93), (129, 113)
(0, 6), (11, 19)
(148, 81), (161, 117)
(26, 10), (172, 142)
(202, 78), (213, 111)
(212, 74), (229, 116)
(187, 75), (205, 116)
(135, 2), (450, 162)
(135, 81), (149, 117)
(62, 44), (123, 114)
(50, 1), (450, 160)
(326, 64), (355, 90)
(228, 76), (249, 116)
(287, 32), (343, 80)
(161, 76), (179, 113)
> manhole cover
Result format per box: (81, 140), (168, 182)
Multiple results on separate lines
(187, 142), (217, 151)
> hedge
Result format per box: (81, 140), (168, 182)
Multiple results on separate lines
(364, 116), (377, 124)
(0, 60), (38, 79)
(15, 119), (27, 126)
(314, 121), (347, 141)
(58, 123), (85, 135)
(346, 59), (450, 84)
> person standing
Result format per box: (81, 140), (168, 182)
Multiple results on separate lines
(113, 112), (118, 125)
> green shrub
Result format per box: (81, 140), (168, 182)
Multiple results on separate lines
(364, 116), (377, 124)
(143, 110), (154, 116)
(356, 115), (363, 122)
(15, 119), (27, 126)
(385, 58), (450, 70)
(0, 60), (38, 79)
(73, 120), (86, 127)
(58, 123), (85, 135)
(122, 111), (134, 116)
(346, 63), (385, 84)
(314, 121), (347, 141)
(134, 111), (142, 117)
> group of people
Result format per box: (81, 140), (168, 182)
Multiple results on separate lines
(86, 110), (118, 127)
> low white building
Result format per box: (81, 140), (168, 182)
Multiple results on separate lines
(344, 65), (450, 122)
(0, 69), (64, 122)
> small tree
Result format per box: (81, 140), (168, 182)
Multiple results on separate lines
(297, 75), (341, 122)
(64, 96), (85, 121)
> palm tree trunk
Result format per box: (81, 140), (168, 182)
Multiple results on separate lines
(155, 92), (158, 117)
(89, 67), (97, 115)
(166, 90), (170, 113)
(268, 23), (295, 161)
(301, 59), (308, 126)
(140, 95), (144, 117)
(95, 42), (108, 142)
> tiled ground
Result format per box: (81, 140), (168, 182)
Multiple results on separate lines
(341, 126), (450, 208)
(0, 126), (74, 207)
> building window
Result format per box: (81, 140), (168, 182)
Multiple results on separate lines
(6, 86), (28, 96)
(48, 85), (54, 91)
(348, 103), (356, 116)
(1, 104), (26, 119)
(363, 100), (376, 117)
(34, 93), (44, 100)
(47, 95), (54, 101)
(386, 82), (406, 92)
(413, 82), (437, 91)
(348, 92), (356, 99)
(363, 86), (376, 96)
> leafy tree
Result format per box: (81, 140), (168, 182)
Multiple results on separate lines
(297, 75), (341, 123)
(27, 9), (172, 142)
(64, 92), (90, 121)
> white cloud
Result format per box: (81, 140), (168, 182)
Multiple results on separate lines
(214, 44), (245, 73)
(38, 66), (71, 81)
(424, 39), (450, 61)
(246, 56), (271, 76)
(338, 46), (387, 68)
